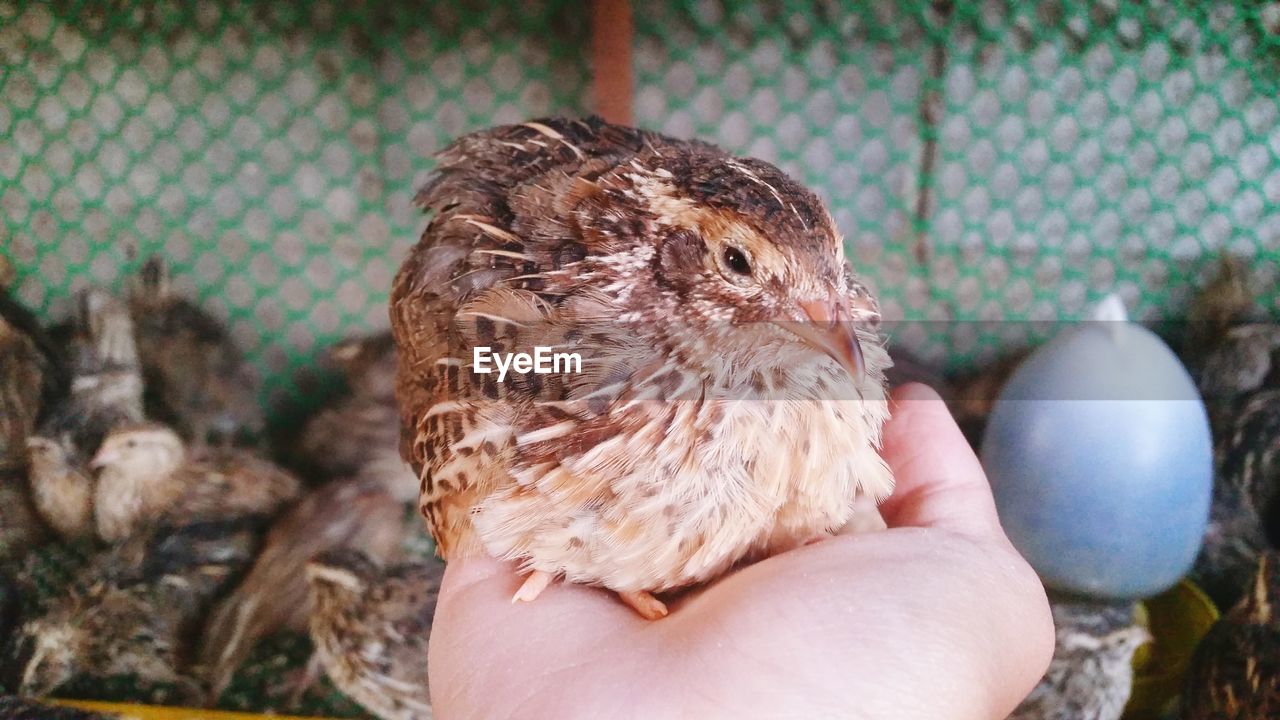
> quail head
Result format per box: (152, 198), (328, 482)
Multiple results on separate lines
(89, 423), (300, 544)
(200, 477), (406, 701)
(1010, 595), (1150, 720)
(127, 257), (263, 447)
(391, 117), (892, 619)
(305, 548), (442, 720)
(1183, 551), (1280, 719)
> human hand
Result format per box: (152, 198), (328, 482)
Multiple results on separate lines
(427, 383), (1054, 719)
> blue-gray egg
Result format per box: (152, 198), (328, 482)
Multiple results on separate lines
(981, 307), (1213, 599)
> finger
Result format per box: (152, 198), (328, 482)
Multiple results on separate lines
(876, 382), (1002, 536)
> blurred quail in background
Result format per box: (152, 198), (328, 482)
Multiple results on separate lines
(89, 423), (300, 544)
(1010, 595), (1150, 720)
(290, 333), (416, 501)
(1183, 551), (1280, 719)
(306, 549), (442, 720)
(128, 257), (263, 448)
(200, 477), (406, 702)
(1187, 260), (1280, 610)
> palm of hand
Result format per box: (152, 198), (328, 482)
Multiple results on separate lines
(428, 384), (1054, 720)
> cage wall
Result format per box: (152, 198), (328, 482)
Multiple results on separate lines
(3, 0), (1279, 402)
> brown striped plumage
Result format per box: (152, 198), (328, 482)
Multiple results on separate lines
(1008, 596), (1148, 720)
(293, 334), (416, 502)
(200, 477), (407, 701)
(391, 117), (892, 617)
(90, 424), (301, 544)
(306, 549), (441, 720)
(128, 257), (263, 448)
(1183, 551), (1280, 719)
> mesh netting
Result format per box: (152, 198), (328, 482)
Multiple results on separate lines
(3, 0), (1280, 382)
(1, 0), (589, 404)
(635, 0), (1280, 367)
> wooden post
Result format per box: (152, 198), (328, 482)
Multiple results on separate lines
(590, 0), (633, 125)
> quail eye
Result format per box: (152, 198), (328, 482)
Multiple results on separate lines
(722, 246), (752, 276)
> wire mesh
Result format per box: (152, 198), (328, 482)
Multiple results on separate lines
(0, 0), (590, 404)
(634, 0), (1280, 366)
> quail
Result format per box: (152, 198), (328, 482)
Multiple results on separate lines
(200, 478), (406, 701)
(14, 562), (231, 699)
(89, 423), (300, 544)
(1183, 256), (1279, 435)
(1191, 386), (1280, 610)
(47, 288), (145, 444)
(1009, 595), (1150, 720)
(29, 289), (145, 530)
(22, 438), (91, 542)
(390, 117), (892, 619)
(291, 334), (415, 501)
(127, 257), (263, 447)
(305, 549), (442, 720)
(1183, 551), (1280, 719)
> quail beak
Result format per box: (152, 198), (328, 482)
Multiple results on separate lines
(88, 446), (120, 472)
(782, 298), (868, 383)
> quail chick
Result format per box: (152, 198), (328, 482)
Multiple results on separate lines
(1183, 551), (1280, 719)
(1009, 595), (1150, 720)
(1192, 389), (1280, 609)
(89, 423), (300, 544)
(33, 288), (144, 486)
(200, 478), (406, 701)
(1186, 257), (1280, 434)
(127, 257), (263, 447)
(22, 438), (90, 541)
(391, 117), (892, 619)
(46, 289), (145, 443)
(306, 549), (442, 720)
(293, 334), (415, 501)
(14, 562), (230, 699)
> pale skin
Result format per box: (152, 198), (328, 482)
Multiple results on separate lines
(428, 384), (1055, 719)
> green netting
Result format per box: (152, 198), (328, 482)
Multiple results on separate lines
(3, 0), (1280, 386)
(635, 0), (1280, 367)
(0, 0), (589, 403)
